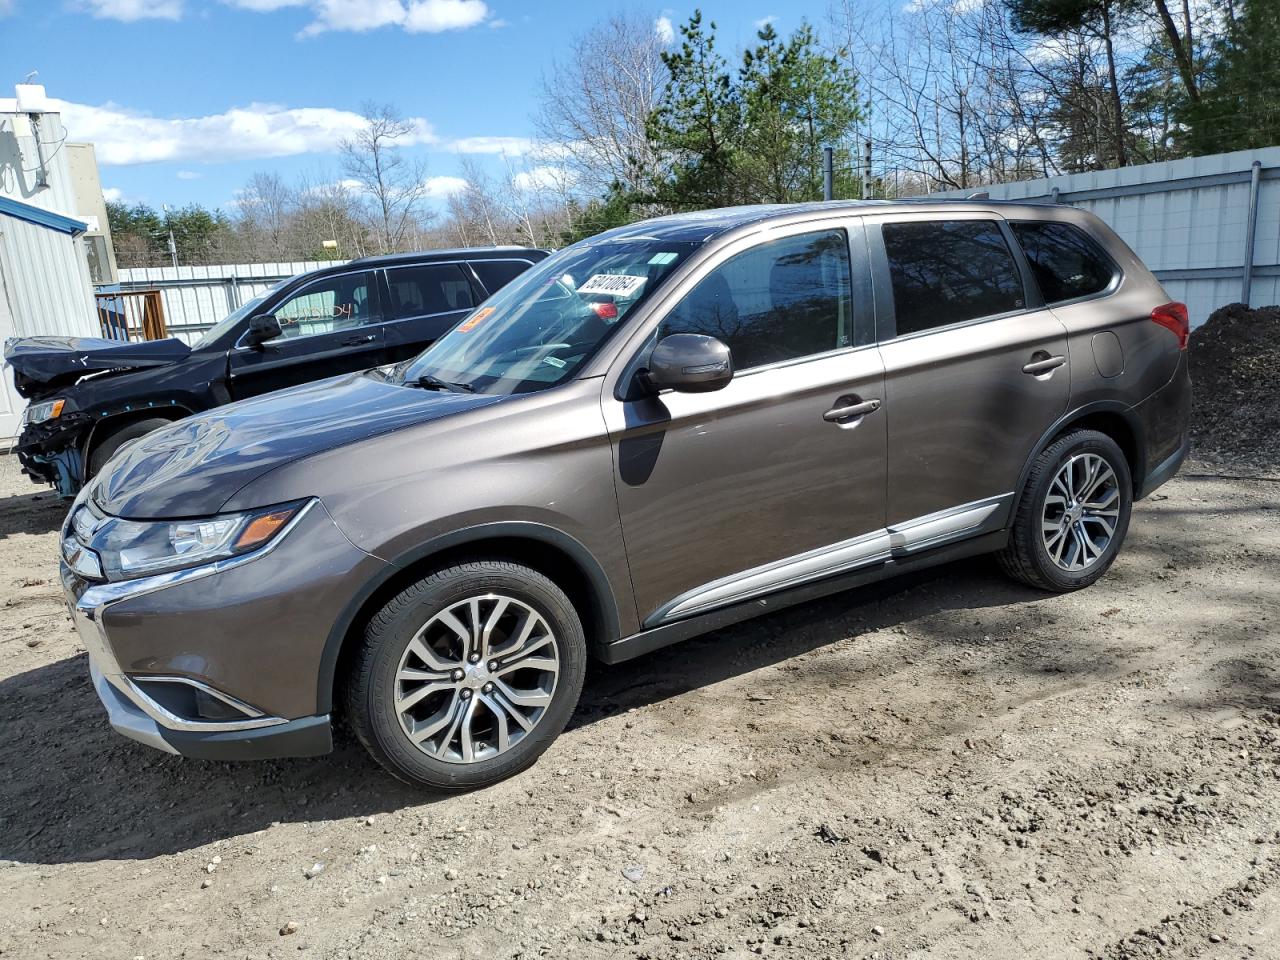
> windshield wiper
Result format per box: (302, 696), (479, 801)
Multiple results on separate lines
(413, 373), (475, 393)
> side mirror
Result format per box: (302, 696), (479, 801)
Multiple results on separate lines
(244, 314), (282, 347)
(646, 333), (734, 394)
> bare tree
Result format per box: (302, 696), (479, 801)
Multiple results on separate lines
(533, 10), (667, 195)
(236, 171), (295, 260)
(340, 102), (433, 254)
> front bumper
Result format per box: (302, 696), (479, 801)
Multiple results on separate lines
(64, 498), (388, 760)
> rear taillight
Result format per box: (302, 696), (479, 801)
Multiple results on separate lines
(1150, 302), (1189, 350)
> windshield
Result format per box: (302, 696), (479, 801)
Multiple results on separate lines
(394, 239), (697, 394)
(190, 281), (285, 349)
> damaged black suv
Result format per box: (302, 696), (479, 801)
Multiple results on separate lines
(7, 248), (546, 496)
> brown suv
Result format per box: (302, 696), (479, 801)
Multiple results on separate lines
(61, 201), (1191, 790)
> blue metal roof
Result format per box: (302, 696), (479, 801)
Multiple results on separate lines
(0, 195), (88, 236)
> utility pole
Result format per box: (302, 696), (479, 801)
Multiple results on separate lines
(862, 139), (873, 200)
(822, 146), (834, 202)
(162, 204), (178, 268)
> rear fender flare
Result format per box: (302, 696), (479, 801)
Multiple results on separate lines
(1009, 401), (1147, 520)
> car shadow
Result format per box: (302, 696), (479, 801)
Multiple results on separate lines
(0, 556), (1046, 867)
(0, 485), (66, 539)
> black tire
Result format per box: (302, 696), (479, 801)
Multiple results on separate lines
(345, 560), (587, 791)
(88, 418), (174, 478)
(998, 429), (1133, 592)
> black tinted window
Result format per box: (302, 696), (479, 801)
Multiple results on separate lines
(1011, 221), (1116, 303)
(387, 264), (475, 318)
(659, 230), (853, 370)
(471, 259), (533, 295)
(881, 220), (1024, 336)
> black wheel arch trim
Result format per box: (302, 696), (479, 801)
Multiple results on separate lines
(81, 402), (199, 482)
(315, 520), (622, 714)
(1010, 400), (1147, 520)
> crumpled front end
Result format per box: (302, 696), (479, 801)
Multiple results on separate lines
(14, 414), (90, 495)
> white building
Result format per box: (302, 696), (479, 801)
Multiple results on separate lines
(0, 84), (105, 438)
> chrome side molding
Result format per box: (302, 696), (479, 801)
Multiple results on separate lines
(647, 493), (1013, 626)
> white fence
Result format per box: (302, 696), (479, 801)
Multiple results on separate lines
(931, 146), (1280, 327)
(115, 260), (348, 344)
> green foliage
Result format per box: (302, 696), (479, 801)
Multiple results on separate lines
(106, 200), (233, 265)
(558, 184), (643, 246)
(1181, 0), (1280, 154)
(643, 11), (863, 211)
(646, 10), (742, 209)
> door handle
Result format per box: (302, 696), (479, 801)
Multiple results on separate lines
(1022, 354), (1066, 375)
(823, 398), (881, 422)
(341, 334), (376, 346)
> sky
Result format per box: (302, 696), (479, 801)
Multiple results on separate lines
(0, 0), (837, 213)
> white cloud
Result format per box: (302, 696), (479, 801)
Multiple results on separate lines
(754, 14), (777, 29)
(290, 0), (488, 35)
(447, 136), (533, 155)
(51, 98), (437, 165)
(423, 175), (468, 198)
(512, 165), (570, 193)
(175, 170), (203, 179)
(223, 0), (307, 10)
(102, 187), (125, 202)
(403, 0), (486, 32)
(77, 0), (182, 20)
(654, 15), (674, 44)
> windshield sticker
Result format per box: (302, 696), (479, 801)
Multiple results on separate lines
(542, 355), (567, 369)
(577, 274), (647, 297)
(648, 252), (678, 265)
(456, 307), (494, 333)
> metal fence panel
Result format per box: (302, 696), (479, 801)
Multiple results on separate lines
(929, 146), (1280, 326)
(114, 260), (347, 344)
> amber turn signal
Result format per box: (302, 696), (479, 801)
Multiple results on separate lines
(234, 508), (297, 551)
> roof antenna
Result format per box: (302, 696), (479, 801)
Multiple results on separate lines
(966, 191), (990, 200)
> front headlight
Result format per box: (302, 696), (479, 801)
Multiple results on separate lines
(22, 398), (65, 426)
(76, 500), (308, 581)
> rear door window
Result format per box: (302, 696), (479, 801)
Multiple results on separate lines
(658, 230), (854, 371)
(470, 259), (534, 296)
(1011, 221), (1117, 304)
(880, 220), (1024, 336)
(387, 264), (476, 319)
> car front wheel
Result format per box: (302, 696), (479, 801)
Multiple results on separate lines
(998, 429), (1133, 592)
(345, 560), (587, 790)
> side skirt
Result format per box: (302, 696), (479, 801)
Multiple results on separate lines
(597, 529), (1008, 665)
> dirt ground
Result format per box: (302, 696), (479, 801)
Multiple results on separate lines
(0, 451), (1277, 960)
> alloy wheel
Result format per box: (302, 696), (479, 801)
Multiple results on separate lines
(1041, 452), (1121, 572)
(394, 594), (560, 764)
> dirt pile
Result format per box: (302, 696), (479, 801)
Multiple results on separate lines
(1189, 302), (1280, 472)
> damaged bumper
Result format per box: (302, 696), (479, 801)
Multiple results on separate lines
(14, 418), (88, 495)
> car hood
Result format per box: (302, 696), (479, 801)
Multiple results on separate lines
(4, 335), (191, 397)
(92, 372), (501, 518)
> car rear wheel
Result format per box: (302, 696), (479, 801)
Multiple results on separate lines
(998, 429), (1133, 592)
(88, 417), (174, 478)
(345, 560), (587, 790)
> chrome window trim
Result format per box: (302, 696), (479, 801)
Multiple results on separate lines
(646, 494), (1013, 626)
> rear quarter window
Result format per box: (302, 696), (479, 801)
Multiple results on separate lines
(1011, 221), (1118, 304)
